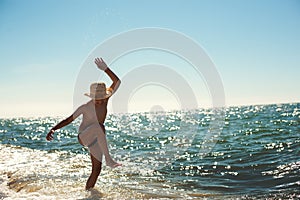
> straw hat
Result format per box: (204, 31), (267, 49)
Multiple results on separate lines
(84, 82), (112, 100)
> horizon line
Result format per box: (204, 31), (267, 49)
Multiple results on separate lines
(1, 101), (299, 119)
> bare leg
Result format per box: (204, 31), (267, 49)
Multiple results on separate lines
(86, 153), (102, 190)
(95, 128), (122, 168)
(79, 124), (122, 168)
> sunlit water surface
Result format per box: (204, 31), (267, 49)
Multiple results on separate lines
(1, 103), (299, 199)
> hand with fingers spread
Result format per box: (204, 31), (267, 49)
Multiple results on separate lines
(94, 57), (108, 71)
(46, 129), (55, 141)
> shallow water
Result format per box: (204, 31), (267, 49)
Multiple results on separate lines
(1, 103), (299, 199)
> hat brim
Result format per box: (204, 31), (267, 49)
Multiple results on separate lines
(84, 89), (112, 100)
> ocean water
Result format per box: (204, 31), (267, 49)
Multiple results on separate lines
(0, 103), (299, 199)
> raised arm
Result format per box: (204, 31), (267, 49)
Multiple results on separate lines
(94, 57), (121, 93)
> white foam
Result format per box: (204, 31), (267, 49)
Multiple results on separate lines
(0, 144), (183, 199)
(0, 144), (90, 199)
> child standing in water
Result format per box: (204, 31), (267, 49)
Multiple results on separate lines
(46, 57), (122, 190)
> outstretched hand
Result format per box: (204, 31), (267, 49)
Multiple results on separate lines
(46, 130), (54, 141)
(94, 57), (108, 71)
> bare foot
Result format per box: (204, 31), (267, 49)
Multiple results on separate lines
(112, 163), (122, 168)
(106, 159), (122, 168)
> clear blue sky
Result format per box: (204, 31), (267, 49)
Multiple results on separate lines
(1, 0), (299, 117)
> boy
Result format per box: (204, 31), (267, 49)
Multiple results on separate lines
(46, 57), (122, 190)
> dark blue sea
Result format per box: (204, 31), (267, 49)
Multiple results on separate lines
(0, 103), (299, 199)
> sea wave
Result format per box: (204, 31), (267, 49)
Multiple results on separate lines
(1, 103), (300, 199)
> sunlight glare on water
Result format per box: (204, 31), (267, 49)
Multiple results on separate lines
(0, 103), (299, 199)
